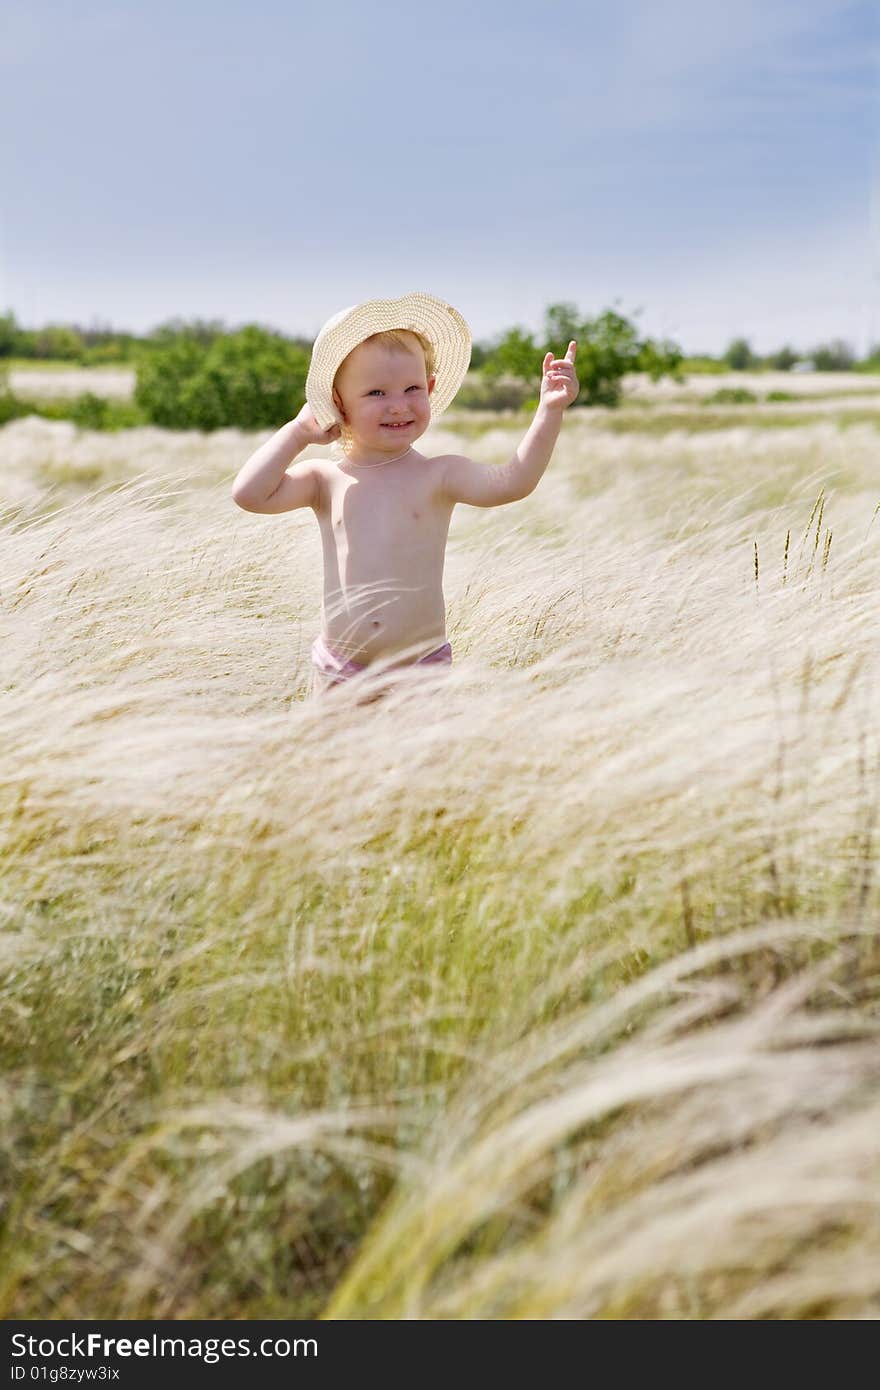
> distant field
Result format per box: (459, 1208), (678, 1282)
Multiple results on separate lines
(5, 364), (136, 399)
(621, 369), (880, 400)
(6, 363), (880, 410)
(1, 389), (879, 1318)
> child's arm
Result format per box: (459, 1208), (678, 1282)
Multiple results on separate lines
(439, 342), (578, 507)
(232, 405), (339, 513)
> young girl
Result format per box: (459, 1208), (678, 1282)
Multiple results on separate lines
(232, 292), (578, 700)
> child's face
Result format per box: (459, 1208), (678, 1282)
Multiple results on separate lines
(332, 336), (436, 453)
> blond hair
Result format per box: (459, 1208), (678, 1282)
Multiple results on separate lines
(333, 329), (436, 456)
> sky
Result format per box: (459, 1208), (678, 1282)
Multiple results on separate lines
(1, 0), (877, 355)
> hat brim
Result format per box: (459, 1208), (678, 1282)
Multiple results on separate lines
(305, 292), (472, 432)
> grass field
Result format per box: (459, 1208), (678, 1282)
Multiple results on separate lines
(1, 383), (879, 1318)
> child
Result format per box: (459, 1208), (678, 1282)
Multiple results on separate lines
(231, 292), (578, 701)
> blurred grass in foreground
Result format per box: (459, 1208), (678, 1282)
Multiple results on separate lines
(1, 406), (879, 1318)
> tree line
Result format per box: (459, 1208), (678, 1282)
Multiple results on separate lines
(0, 306), (876, 433)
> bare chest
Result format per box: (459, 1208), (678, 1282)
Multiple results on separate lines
(318, 455), (451, 557)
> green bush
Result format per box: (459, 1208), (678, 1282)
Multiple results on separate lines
(574, 332), (628, 406)
(0, 390), (29, 425)
(481, 326), (543, 384)
(64, 392), (114, 430)
(722, 338), (757, 370)
(65, 392), (146, 430)
(135, 326), (308, 430)
(8, 329), (36, 359)
(765, 390), (796, 402)
(766, 346), (798, 371)
(703, 387), (759, 405)
(636, 334), (684, 384)
(143, 317), (230, 352)
(810, 339), (855, 372)
(546, 302), (681, 407)
(857, 343), (880, 372)
(480, 302), (682, 408)
(81, 341), (135, 366)
(31, 325), (85, 361)
(0, 313), (19, 358)
(0, 389), (146, 431)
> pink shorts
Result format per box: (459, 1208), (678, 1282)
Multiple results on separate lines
(311, 633), (452, 688)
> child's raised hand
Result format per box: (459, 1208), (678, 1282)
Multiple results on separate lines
(539, 341), (578, 412)
(293, 401), (341, 445)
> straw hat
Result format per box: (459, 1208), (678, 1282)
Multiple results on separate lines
(305, 291), (472, 431)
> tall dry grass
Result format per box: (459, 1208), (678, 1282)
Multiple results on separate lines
(1, 406), (879, 1318)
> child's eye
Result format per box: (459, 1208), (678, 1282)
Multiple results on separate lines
(367, 386), (422, 395)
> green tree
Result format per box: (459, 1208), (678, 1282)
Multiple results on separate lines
(859, 342), (880, 373)
(481, 326), (544, 384)
(810, 339), (855, 371)
(723, 338), (756, 370)
(0, 311), (20, 358)
(468, 341), (490, 370)
(145, 317), (229, 351)
(483, 301), (682, 408)
(767, 345), (798, 371)
(32, 324), (85, 361)
(135, 325), (309, 430)
(555, 306), (642, 407)
(543, 301), (583, 351)
(635, 334), (684, 382)
(81, 340), (134, 365)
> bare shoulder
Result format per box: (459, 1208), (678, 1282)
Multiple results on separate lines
(429, 450), (524, 509)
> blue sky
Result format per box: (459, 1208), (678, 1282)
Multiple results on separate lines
(2, 0), (876, 353)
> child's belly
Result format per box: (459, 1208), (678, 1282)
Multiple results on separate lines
(318, 515), (451, 665)
(322, 591), (448, 665)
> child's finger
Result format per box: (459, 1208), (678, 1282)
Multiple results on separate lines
(566, 341), (577, 360)
(543, 352), (553, 373)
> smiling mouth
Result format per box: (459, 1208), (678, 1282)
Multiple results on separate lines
(381, 421), (414, 429)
